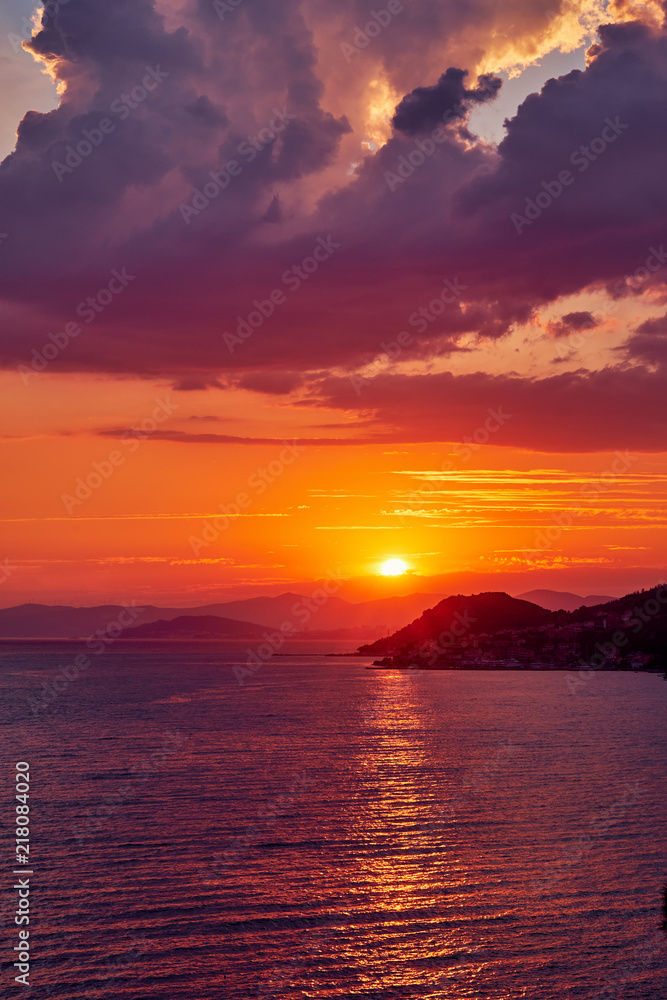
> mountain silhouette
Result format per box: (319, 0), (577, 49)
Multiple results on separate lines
(358, 591), (554, 655)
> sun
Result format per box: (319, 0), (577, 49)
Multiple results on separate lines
(380, 558), (408, 576)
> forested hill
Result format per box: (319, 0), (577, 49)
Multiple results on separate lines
(358, 592), (556, 655)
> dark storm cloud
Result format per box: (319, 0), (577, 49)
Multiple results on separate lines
(185, 96), (228, 128)
(171, 374), (225, 390)
(2, 1), (667, 451)
(313, 366), (667, 452)
(548, 311), (599, 337)
(621, 314), (667, 366)
(391, 68), (501, 135)
(237, 371), (305, 394)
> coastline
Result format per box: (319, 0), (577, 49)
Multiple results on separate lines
(363, 662), (665, 673)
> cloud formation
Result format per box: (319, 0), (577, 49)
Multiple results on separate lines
(1, 0), (666, 451)
(390, 68), (501, 134)
(313, 366), (667, 451)
(623, 313), (667, 366)
(547, 311), (599, 337)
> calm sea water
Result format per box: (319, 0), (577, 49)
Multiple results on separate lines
(1, 640), (666, 998)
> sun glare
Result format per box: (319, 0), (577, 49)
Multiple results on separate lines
(380, 558), (408, 576)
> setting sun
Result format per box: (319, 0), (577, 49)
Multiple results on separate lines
(380, 558), (408, 576)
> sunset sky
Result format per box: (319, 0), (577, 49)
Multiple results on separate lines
(1, 0), (666, 606)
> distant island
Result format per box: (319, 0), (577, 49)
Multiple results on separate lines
(121, 615), (268, 640)
(357, 588), (667, 672)
(121, 616), (378, 641)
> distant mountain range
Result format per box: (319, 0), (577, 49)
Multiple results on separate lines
(0, 591), (442, 639)
(123, 615), (268, 640)
(515, 590), (613, 612)
(2, 587), (665, 671)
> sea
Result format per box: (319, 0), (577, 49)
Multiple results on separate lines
(1, 638), (666, 999)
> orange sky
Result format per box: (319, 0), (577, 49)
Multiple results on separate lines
(1, 1), (667, 605)
(1, 370), (666, 605)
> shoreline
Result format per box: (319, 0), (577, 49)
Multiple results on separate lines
(364, 663), (665, 674)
